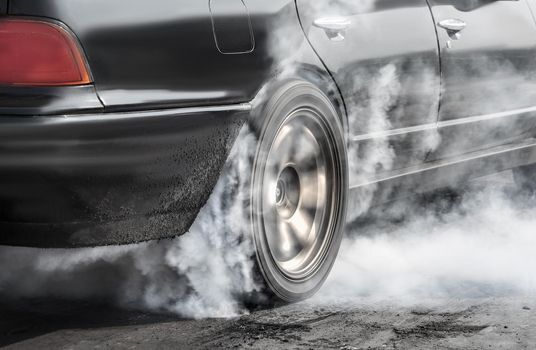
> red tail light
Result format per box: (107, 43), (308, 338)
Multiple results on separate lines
(0, 19), (92, 86)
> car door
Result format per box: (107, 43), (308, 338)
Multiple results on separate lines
(427, 0), (536, 160)
(296, 0), (441, 186)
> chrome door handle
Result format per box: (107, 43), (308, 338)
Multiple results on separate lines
(438, 19), (466, 32)
(438, 19), (466, 40)
(313, 17), (351, 42)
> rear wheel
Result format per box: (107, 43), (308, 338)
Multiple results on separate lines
(251, 81), (348, 302)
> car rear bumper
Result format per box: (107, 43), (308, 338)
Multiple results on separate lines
(0, 103), (250, 248)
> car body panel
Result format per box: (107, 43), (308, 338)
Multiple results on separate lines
(428, 0), (536, 159)
(5, 0), (339, 115)
(8, 0), (270, 111)
(349, 137), (536, 217)
(0, 85), (104, 116)
(296, 0), (441, 176)
(0, 104), (248, 247)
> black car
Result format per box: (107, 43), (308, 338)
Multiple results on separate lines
(1, 0), (536, 302)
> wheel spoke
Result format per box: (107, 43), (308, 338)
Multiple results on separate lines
(287, 209), (315, 245)
(269, 125), (299, 169)
(298, 169), (320, 211)
(276, 220), (307, 261)
(287, 129), (319, 168)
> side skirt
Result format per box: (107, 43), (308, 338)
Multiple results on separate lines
(348, 138), (536, 216)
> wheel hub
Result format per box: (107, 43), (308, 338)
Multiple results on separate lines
(275, 166), (300, 219)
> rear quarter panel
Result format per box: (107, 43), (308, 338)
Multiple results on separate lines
(8, 0), (305, 111)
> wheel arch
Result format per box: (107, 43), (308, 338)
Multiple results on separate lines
(249, 63), (349, 142)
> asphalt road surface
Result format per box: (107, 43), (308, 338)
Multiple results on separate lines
(0, 297), (535, 349)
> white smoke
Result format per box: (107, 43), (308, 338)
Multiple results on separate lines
(0, 127), (261, 319)
(346, 64), (399, 221)
(318, 173), (536, 303)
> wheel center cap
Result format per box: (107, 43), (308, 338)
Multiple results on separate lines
(275, 166), (300, 218)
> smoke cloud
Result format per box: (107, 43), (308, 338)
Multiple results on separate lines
(319, 174), (536, 303)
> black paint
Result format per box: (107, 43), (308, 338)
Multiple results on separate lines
(2, 0), (536, 247)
